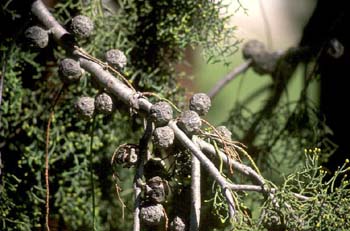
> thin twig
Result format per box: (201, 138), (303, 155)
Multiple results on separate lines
(133, 169), (142, 230)
(224, 188), (236, 219)
(113, 175), (126, 219)
(190, 150), (201, 231)
(0, 54), (2, 178)
(0, 61), (3, 179)
(0, 152), (2, 179)
(0, 60), (4, 110)
(133, 119), (153, 231)
(0, 48), (6, 180)
(163, 207), (169, 231)
(45, 112), (53, 231)
(89, 116), (96, 230)
(133, 175), (142, 229)
(44, 85), (64, 231)
(227, 183), (309, 200)
(0, 43), (12, 124)
(207, 60), (252, 99)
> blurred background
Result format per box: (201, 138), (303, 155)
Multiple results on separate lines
(194, 0), (317, 123)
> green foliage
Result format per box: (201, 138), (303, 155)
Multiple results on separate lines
(206, 150), (350, 231)
(260, 150), (350, 231)
(0, 41), (136, 230)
